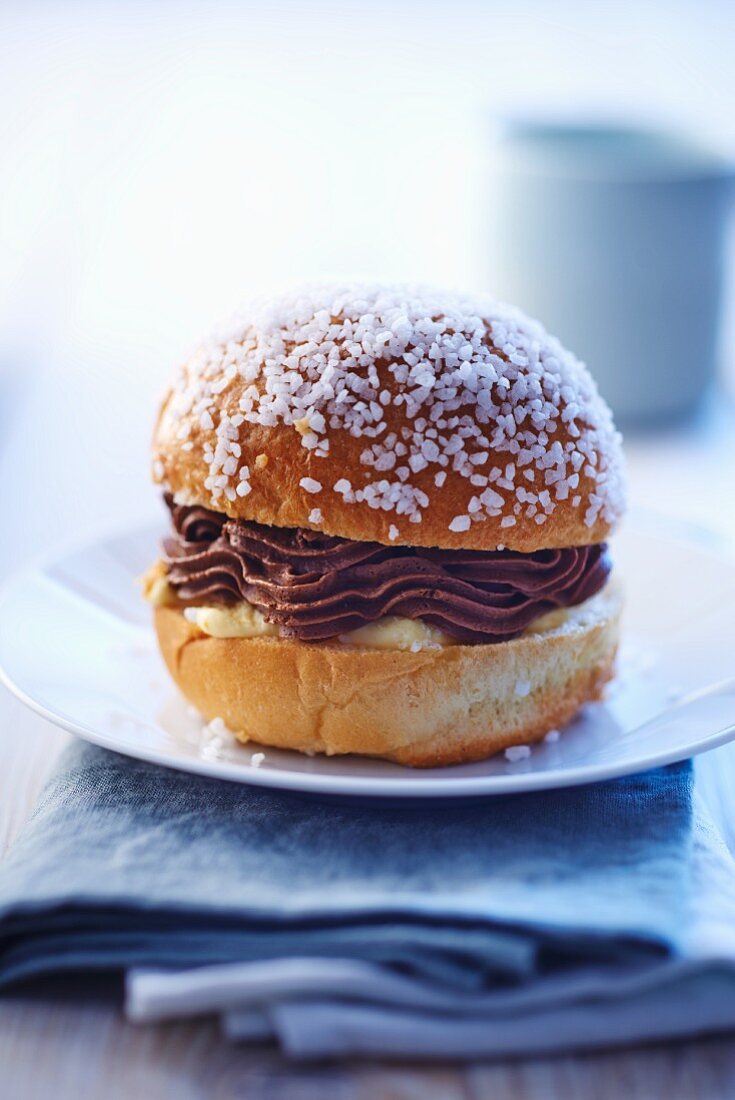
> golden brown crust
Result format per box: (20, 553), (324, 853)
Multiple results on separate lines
(153, 583), (621, 767)
(154, 388), (614, 552)
(151, 286), (624, 551)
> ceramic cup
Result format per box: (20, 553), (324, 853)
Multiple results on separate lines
(485, 121), (733, 426)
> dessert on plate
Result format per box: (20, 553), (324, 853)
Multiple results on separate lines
(144, 284), (625, 766)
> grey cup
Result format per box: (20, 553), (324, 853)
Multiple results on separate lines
(486, 121), (733, 427)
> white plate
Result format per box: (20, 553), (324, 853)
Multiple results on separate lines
(1, 515), (735, 800)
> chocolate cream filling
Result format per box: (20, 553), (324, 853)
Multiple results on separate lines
(161, 495), (611, 645)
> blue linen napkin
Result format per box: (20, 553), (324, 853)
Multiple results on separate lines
(2, 739), (735, 1058)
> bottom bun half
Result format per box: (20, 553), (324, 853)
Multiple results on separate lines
(154, 582), (621, 767)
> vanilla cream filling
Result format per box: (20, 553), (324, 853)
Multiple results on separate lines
(179, 602), (453, 649)
(183, 601), (280, 639)
(338, 617), (453, 649)
(172, 597), (573, 648)
(144, 572), (175, 608)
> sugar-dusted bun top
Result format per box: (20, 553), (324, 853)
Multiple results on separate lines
(153, 284), (625, 551)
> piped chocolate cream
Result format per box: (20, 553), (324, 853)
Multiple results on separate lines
(162, 495), (610, 645)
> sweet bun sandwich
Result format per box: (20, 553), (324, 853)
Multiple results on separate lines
(145, 285), (625, 766)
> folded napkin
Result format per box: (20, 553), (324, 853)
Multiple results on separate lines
(2, 739), (735, 1059)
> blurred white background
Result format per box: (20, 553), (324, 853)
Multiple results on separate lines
(1, 0), (734, 577)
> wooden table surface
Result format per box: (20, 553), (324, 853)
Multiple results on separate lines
(3, 691), (735, 1099)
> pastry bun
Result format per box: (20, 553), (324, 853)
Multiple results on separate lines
(153, 285), (624, 552)
(153, 581), (621, 767)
